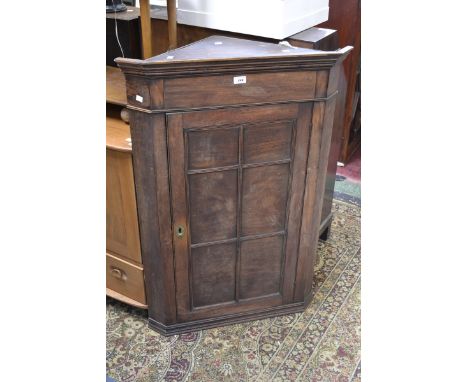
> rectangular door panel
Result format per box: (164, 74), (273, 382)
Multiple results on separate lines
(188, 127), (239, 170)
(239, 235), (284, 300)
(189, 170), (238, 244)
(243, 121), (293, 164)
(191, 243), (237, 307)
(241, 164), (290, 237)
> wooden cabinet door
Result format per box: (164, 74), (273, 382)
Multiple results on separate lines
(168, 103), (312, 321)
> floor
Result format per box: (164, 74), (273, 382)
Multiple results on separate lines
(334, 148), (361, 206)
(337, 148), (361, 183)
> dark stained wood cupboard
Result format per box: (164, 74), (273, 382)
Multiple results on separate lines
(116, 36), (351, 335)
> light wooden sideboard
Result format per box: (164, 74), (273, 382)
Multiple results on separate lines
(106, 86), (147, 308)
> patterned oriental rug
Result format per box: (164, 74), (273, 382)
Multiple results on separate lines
(107, 199), (361, 382)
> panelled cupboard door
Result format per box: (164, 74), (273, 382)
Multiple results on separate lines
(168, 103), (312, 322)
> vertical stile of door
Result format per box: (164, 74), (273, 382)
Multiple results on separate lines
(167, 114), (192, 315)
(234, 125), (244, 302)
(183, 126), (195, 311)
(278, 119), (297, 298)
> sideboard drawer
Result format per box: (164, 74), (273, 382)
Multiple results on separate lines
(163, 71), (318, 110)
(106, 253), (146, 305)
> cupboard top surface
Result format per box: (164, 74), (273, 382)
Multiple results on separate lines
(115, 36), (352, 78)
(146, 36), (325, 63)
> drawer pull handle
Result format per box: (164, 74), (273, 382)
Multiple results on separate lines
(176, 225), (185, 238)
(111, 267), (127, 280)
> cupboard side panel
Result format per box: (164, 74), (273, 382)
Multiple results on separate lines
(129, 111), (177, 323)
(281, 103), (313, 303)
(304, 96), (338, 297)
(294, 94), (337, 301)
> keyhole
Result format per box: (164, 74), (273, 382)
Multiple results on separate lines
(176, 225), (185, 238)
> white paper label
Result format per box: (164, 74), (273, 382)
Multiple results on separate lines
(135, 95), (143, 103)
(233, 75), (247, 85)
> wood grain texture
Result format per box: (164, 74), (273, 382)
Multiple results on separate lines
(281, 103), (313, 302)
(167, 0), (177, 50)
(106, 66), (127, 106)
(239, 235), (283, 299)
(106, 113), (132, 153)
(179, 103), (299, 129)
(139, 0), (153, 58)
(149, 79), (164, 109)
(189, 170), (238, 244)
(167, 113), (192, 318)
(241, 164), (289, 236)
(187, 127), (239, 170)
(320, 62), (347, 234)
(106, 148), (141, 264)
(191, 243), (237, 307)
(129, 111), (177, 324)
(286, 30), (343, 240)
(294, 96), (338, 302)
(163, 71), (317, 110)
(306, 96), (338, 297)
(293, 101), (325, 302)
(243, 121), (293, 164)
(106, 288), (148, 309)
(125, 75), (151, 108)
